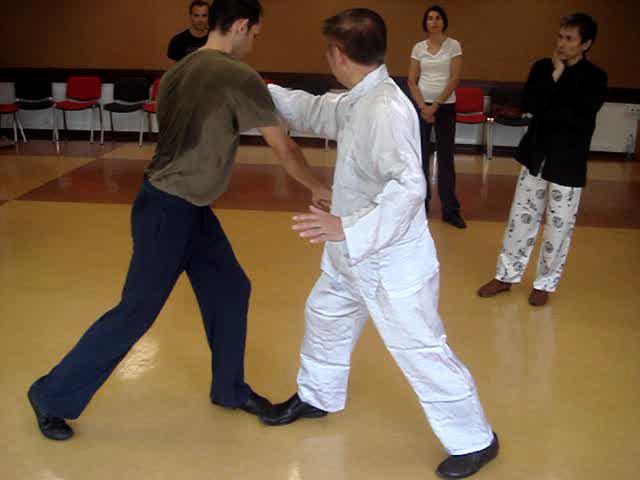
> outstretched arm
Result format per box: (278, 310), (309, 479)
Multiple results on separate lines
(259, 124), (331, 209)
(268, 85), (346, 140)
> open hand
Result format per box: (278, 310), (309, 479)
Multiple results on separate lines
(292, 205), (345, 244)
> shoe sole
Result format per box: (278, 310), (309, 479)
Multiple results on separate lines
(478, 287), (510, 298)
(528, 299), (548, 307)
(27, 387), (73, 441)
(238, 405), (272, 417)
(436, 436), (499, 479)
(212, 398), (273, 417)
(261, 410), (328, 427)
(443, 220), (466, 229)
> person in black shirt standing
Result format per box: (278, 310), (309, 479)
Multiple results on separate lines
(167, 0), (210, 62)
(478, 13), (607, 307)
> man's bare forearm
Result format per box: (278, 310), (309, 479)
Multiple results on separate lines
(276, 138), (325, 192)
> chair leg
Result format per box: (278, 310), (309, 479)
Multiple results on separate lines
(482, 122), (491, 186)
(16, 112), (27, 143)
(90, 107), (95, 144)
(138, 111), (144, 147)
(481, 121), (487, 161)
(486, 120), (494, 160)
(51, 109), (56, 142)
(99, 107), (104, 145)
(54, 109), (60, 153)
(481, 160), (489, 200)
(431, 151), (438, 186)
(60, 110), (67, 152)
(12, 113), (18, 143)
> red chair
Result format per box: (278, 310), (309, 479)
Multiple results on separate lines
(0, 102), (27, 144)
(455, 87), (489, 158)
(139, 78), (161, 146)
(54, 76), (103, 150)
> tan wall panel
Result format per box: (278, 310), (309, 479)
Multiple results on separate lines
(2, 1), (638, 87)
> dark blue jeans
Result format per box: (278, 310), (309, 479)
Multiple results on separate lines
(32, 180), (252, 418)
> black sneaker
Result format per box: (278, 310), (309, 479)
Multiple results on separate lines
(27, 383), (74, 441)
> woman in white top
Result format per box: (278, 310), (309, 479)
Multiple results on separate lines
(408, 5), (465, 228)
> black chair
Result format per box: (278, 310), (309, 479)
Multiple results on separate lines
(102, 77), (150, 144)
(487, 86), (531, 159)
(15, 78), (56, 142)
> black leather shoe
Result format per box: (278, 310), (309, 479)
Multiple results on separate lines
(436, 432), (499, 478)
(212, 390), (272, 417)
(27, 384), (74, 441)
(443, 212), (467, 229)
(260, 393), (327, 426)
(238, 391), (272, 416)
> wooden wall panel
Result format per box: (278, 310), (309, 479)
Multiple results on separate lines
(2, 0), (638, 87)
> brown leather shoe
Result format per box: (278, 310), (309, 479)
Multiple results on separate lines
(477, 279), (511, 298)
(528, 289), (549, 306)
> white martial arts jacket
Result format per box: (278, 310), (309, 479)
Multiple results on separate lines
(269, 65), (439, 297)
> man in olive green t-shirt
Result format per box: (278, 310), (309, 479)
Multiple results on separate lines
(28, 0), (330, 441)
(147, 47), (279, 205)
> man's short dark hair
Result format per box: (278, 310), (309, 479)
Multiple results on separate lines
(561, 13), (598, 50)
(209, 0), (262, 33)
(189, 0), (210, 14)
(322, 8), (387, 66)
(422, 5), (449, 32)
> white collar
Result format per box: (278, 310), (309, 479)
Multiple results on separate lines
(345, 64), (390, 104)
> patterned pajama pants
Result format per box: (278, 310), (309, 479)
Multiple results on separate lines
(496, 166), (582, 292)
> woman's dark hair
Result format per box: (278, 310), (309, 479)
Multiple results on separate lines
(422, 5), (448, 33)
(209, 0), (262, 33)
(561, 13), (598, 51)
(322, 8), (387, 66)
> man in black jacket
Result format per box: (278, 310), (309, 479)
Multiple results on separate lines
(478, 13), (607, 306)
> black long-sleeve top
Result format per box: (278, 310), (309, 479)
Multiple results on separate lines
(514, 57), (608, 187)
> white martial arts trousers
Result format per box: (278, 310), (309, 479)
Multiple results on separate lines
(297, 267), (494, 455)
(496, 167), (582, 292)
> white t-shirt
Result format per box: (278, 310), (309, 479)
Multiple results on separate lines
(411, 37), (462, 104)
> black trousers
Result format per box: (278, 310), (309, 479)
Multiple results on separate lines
(418, 103), (461, 217)
(31, 180), (252, 418)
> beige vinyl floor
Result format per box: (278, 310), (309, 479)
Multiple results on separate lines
(1, 143), (639, 479)
(1, 201), (639, 479)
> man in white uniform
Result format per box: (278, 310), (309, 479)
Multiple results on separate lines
(262, 9), (498, 479)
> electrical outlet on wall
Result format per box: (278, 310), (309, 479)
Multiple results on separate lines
(625, 104), (640, 115)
